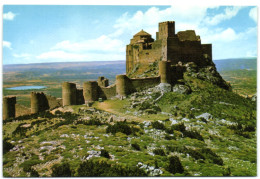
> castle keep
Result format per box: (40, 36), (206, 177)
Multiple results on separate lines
(126, 21), (212, 75)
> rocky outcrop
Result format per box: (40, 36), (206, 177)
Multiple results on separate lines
(183, 62), (231, 90)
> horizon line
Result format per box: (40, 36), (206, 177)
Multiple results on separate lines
(2, 57), (257, 66)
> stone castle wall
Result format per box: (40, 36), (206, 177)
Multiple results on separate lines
(99, 84), (117, 100)
(3, 20), (215, 120)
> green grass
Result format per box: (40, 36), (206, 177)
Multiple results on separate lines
(219, 69), (256, 96)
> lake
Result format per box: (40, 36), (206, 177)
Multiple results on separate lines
(6, 86), (47, 90)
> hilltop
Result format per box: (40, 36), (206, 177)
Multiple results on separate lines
(3, 58), (256, 176)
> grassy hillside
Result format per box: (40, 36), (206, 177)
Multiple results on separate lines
(2, 58), (256, 176)
(3, 76), (256, 177)
(219, 69), (256, 97)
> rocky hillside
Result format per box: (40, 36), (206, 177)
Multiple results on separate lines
(3, 73), (256, 176)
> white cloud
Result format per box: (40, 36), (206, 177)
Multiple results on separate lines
(51, 35), (125, 53)
(204, 6), (243, 25)
(37, 51), (84, 60)
(249, 7), (257, 23)
(3, 11), (17, 20)
(36, 50), (124, 62)
(34, 5), (255, 62)
(205, 28), (240, 42)
(13, 53), (32, 60)
(3, 41), (12, 49)
(112, 6), (209, 38)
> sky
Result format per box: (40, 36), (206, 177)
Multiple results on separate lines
(2, 5), (258, 64)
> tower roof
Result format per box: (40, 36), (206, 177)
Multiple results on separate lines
(134, 29), (151, 37)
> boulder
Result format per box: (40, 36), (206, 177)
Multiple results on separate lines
(157, 83), (172, 93)
(172, 84), (192, 94)
(251, 94), (257, 101)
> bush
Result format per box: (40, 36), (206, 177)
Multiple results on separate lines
(171, 123), (186, 132)
(20, 155), (42, 169)
(151, 121), (165, 130)
(51, 163), (72, 177)
(106, 122), (132, 135)
(185, 148), (205, 160)
(167, 156), (184, 174)
(201, 148), (223, 165)
(165, 134), (175, 140)
(131, 143), (141, 151)
(3, 138), (14, 154)
(153, 148), (166, 156)
(100, 149), (110, 159)
(77, 160), (147, 177)
(23, 166), (39, 177)
(183, 130), (204, 141)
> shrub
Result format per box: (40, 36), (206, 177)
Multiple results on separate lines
(185, 148), (205, 160)
(131, 143), (141, 151)
(165, 134), (175, 140)
(77, 160), (147, 177)
(166, 145), (187, 153)
(183, 130), (204, 141)
(100, 149), (110, 159)
(23, 166), (39, 177)
(85, 118), (103, 125)
(106, 122), (132, 135)
(51, 163), (72, 177)
(153, 148), (166, 156)
(167, 156), (184, 174)
(165, 128), (174, 134)
(151, 121), (165, 130)
(171, 123), (186, 132)
(20, 155), (42, 169)
(3, 138), (14, 154)
(201, 148), (223, 165)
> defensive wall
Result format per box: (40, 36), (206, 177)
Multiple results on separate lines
(2, 20), (210, 120)
(2, 60), (175, 120)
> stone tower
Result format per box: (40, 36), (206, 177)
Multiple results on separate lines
(62, 82), (77, 106)
(83, 81), (98, 103)
(31, 92), (50, 114)
(3, 96), (16, 120)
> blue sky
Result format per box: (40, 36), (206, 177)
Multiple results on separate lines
(2, 5), (258, 64)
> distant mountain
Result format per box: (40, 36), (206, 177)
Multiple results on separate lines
(3, 61), (126, 73)
(213, 58), (257, 71)
(3, 58), (256, 75)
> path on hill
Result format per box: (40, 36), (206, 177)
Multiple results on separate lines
(94, 101), (146, 122)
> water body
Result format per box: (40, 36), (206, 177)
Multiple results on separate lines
(6, 86), (47, 90)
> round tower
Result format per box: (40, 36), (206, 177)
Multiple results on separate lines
(3, 96), (16, 120)
(62, 82), (77, 106)
(159, 61), (171, 83)
(83, 81), (98, 103)
(31, 92), (39, 114)
(116, 75), (129, 97)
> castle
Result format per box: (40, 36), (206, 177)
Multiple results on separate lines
(126, 21), (212, 75)
(3, 21), (218, 119)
